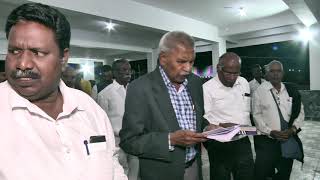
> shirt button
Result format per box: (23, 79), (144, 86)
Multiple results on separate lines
(64, 147), (71, 154)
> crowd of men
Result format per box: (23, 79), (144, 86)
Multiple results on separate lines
(0, 3), (305, 180)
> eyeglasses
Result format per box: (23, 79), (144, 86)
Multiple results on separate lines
(219, 67), (241, 77)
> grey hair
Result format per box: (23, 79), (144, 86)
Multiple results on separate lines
(158, 31), (195, 53)
(265, 60), (283, 72)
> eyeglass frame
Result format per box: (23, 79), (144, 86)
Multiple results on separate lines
(218, 65), (241, 77)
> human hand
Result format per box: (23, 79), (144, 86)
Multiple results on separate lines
(204, 124), (220, 131)
(270, 130), (290, 141)
(219, 123), (238, 128)
(170, 130), (207, 147)
(282, 127), (296, 137)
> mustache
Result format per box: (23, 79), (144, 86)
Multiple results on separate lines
(181, 72), (190, 77)
(11, 70), (40, 79)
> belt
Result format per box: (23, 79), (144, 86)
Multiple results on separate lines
(185, 157), (196, 169)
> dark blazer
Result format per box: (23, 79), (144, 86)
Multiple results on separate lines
(120, 66), (208, 180)
(284, 82), (304, 162)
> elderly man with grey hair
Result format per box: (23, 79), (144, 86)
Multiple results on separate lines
(252, 60), (304, 180)
(120, 31), (212, 180)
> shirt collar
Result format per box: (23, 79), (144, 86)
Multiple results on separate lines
(9, 80), (84, 118)
(112, 79), (128, 90)
(264, 81), (285, 92)
(159, 66), (188, 88)
(59, 80), (85, 112)
(8, 81), (30, 109)
(254, 78), (266, 84)
(214, 75), (241, 88)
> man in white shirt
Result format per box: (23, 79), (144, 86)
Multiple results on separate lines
(248, 64), (266, 126)
(249, 64), (266, 94)
(0, 3), (127, 180)
(252, 60), (304, 180)
(98, 59), (139, 180)
(203, 52), (254, 180)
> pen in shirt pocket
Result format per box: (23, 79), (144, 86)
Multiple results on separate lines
(83, 135), (106, 156)
(84, 140), (90, 155)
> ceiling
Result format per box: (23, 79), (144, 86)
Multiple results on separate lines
(0, 0), (319, 61)
(0, 0), (165, 60)
(131, 0), (289, 27)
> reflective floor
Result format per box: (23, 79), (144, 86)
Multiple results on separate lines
(201, 120), (320, 180)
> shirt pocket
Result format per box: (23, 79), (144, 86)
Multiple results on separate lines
(284, 97), (293, 116)
(243, 96), (251, 112)
(84, 142), (114, 178)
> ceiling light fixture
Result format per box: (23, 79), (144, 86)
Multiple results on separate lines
(298, 28), (314, 42)
(104, 21), (115, 31)
(239, 7), (246, 17)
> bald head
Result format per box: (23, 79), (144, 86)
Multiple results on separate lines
(217, 52), (241, 87)
(218, 52), (241, 66)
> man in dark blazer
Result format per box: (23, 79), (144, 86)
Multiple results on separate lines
(120, 31), (211, 180)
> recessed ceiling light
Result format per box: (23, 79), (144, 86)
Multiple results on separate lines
(239, 7), (246, 17)
(104, 21), (115, 31)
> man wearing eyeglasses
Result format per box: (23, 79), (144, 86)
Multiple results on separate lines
(203, 52), (254, 180)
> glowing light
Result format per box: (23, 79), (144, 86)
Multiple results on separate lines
(272, 45), (278, 51)
(298, 28), (314, 42)
(105, 21), (115, 31)
(239, 7), (246, 17)
(80, 63), (91, 74)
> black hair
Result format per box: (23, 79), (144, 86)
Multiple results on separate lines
(5, 3), (71, 56)
(95, 65), (112, 77)
(101, 65), (112, 73)
(251, 64), (261, 70)
(112, 59), (129, 73)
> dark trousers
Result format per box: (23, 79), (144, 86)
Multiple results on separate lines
(254, 135), (294, 180)
(205, 137), (254, 180)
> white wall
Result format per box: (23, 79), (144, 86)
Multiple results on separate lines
(309, 23), (320, 90)
(0, 39), (7, 60)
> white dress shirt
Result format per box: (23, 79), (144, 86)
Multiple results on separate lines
(97, 80), (127, 145)
(91, 84), (98, 101)
(97, 80), (140, 180)
(203, 76), (251, 126)
(249, 78), (266, 93)
(252, 81), (304, 135)
(0, 81), (127, 180)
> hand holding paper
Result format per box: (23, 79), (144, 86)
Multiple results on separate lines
(203, 125), (257, 142)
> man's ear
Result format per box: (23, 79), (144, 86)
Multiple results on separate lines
(216, 64), (221, 72)
(159, 52), (167, 67)
(61, 48), (70, 67)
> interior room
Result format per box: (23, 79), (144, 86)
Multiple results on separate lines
(0, 0), (319, 179)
